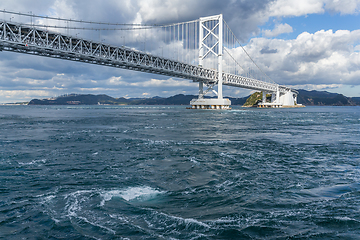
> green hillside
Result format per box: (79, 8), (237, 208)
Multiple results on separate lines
(243, 92), (271, 107)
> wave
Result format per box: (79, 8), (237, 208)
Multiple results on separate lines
(18, 159), (47, 166)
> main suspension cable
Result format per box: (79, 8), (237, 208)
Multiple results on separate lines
(223, 20), (275, 84)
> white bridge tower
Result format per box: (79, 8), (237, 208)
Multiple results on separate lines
(190, 14), (231, 109)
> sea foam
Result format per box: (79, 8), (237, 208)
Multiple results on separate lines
(100, 186), (164, 206)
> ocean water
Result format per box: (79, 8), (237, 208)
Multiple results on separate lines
(0, 105), (360, 239)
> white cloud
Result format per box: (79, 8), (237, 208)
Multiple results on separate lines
(107, 76), (124, 85)
(268, 0), (325, 17)
(290, 83), (343, 90)
(324, 0), (360, 14)
(241, 29), (360, 86)
(266, 0), (360, 18)
(136, 0), (209, 24)
(130, 78), (195, 87)
(263, 23), (293, 37)
(51, 0), (76, 18)
(0, 90), (53, 103)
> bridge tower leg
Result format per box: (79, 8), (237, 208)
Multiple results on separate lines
(262, 92), (266, 104)
(198, 23), (204, 100)
(190, 14), (231, 109)
(199, 82), (204, 99)
(218, 14), (223, 100)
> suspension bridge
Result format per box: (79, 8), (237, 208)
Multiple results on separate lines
(0, 10), (298, 109)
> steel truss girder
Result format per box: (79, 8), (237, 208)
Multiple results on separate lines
(223, 73), (277, 92)
(223, 73), (298, 94)
(0, 20), (297, 95)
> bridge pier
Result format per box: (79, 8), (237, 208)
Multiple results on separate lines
(190, 98), (231, 110)
(258, 90), (302, 108)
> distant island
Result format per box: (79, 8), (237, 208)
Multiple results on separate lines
(25, 90), (360, 106)
(27, 94), (249, 106)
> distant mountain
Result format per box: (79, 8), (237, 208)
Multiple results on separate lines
(27, 90), (359, 106)
(296, 90), (358, 106)
(28, 94), (132, 105)
(351, 97), (360, 105)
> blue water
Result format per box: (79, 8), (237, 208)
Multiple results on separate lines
(1, 105), (360, 239)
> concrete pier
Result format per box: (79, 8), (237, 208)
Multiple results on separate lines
(190, 98), (231, 110)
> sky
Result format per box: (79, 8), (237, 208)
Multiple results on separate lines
(1, 0), (360, 103)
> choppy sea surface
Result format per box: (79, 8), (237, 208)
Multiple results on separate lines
(1, 105), (360, 239)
